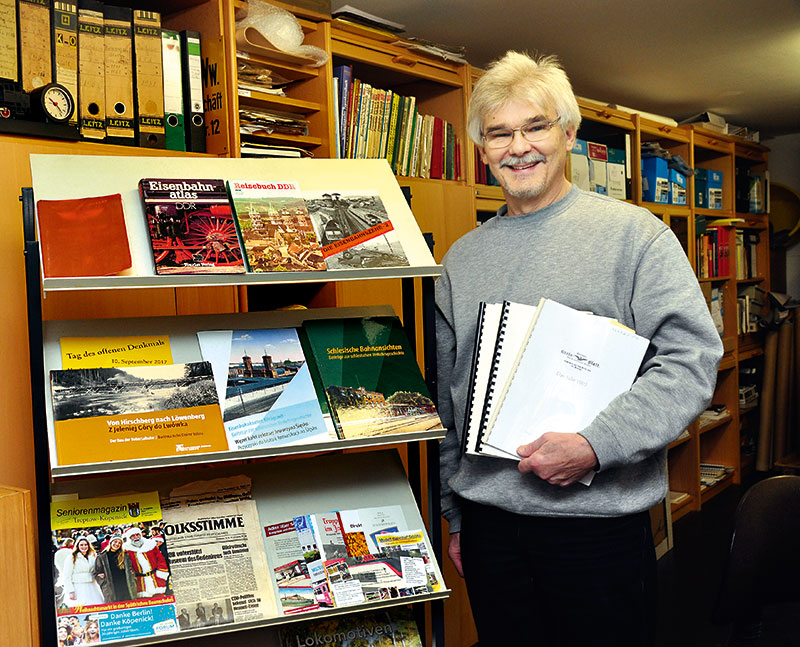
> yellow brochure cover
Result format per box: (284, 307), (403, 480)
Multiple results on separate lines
(51, 491), (162, 530)
(51, 362), (228, 466)
(60, 335), (173, 368)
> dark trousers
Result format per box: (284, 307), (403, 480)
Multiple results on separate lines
(460, 501), (657, 647)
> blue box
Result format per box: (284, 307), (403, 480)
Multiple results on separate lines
(707, 170), (723, 209)
(572, 139), (588, 155)
(642, 157), (669, 203)
(570, 139), (590, 191)
(669, 169), (687, 205)
(695, 167), (707, 208)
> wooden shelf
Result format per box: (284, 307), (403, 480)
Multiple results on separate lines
(698, 414), (733, 435)
(238, 90), (322, 115)
(700, 471), (735, 503)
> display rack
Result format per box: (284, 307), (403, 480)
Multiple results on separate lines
(24, 155), (448, 646)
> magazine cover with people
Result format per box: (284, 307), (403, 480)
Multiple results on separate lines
(51, 491), (178, 644)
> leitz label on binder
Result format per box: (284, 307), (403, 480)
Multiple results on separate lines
(79, 22), (102, 34)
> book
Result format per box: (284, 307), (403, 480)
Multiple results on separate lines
(50, 491), (178, 643)
(226, 180), (326, 272)
(303, 191), (409, 270)
(483, 299), (650, 461)
(278, 607), (423, 647)
(37, 193), (132, 278)
(331, 64), (352, 157)
(139, 178), (246, 274)
(49, 361), (228, 466)
(196, 327), (332, 450)
(301, 316), (443, 440)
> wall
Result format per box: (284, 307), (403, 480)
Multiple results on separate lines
(762, 133), (800, 298)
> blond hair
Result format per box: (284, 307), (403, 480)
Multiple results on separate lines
(468, 51), (581, 144)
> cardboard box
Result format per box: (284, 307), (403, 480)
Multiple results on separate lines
(607, 148), (626, 200)
(695, 168), (707, 208)
(641, 156), (669, 203)
(670, 169), (687, 205)
(570, 139), (590, 191)
(587, 142), (608, 195)
(707, 170), (723, 209)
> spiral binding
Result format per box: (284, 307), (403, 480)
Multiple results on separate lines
(475, 300), (511, 448)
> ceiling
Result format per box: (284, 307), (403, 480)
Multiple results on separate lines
(332, 0), (800, 140)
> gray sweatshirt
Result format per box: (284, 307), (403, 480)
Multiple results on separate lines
(436, 186), (723, 532)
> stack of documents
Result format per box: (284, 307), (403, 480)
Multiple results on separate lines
(462, 298), (649, 466)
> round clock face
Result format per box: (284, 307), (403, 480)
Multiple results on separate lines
(39, 84), (75, 123)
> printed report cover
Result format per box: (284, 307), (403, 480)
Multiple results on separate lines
(226, 180), (326, 272)
(197, 328), (332, 450)
(139, 178), (245, 274)
(303, 191), (409, 270)
(50, 362), (228, 466)
(51, 492), (178, 644)
(301, 316), (443, 440)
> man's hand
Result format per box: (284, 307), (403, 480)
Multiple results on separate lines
(517, 432), (598, 486)
(448, 532), (464, 577)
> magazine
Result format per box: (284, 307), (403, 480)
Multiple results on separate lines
(197, 328), (332, 450)
(51, 492), (178, 644)
(49, 362), (228, 466)
(303, 191), (409, 270)
(226, 180), (326, 272)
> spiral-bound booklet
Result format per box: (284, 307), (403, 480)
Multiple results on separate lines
(462, 300), (539, 458)
(482, 298), (649, 462)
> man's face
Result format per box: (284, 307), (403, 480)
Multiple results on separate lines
(129, 531), (143, 547)
(479, 99), (576, 216)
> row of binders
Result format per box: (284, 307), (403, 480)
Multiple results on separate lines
(332, 64), (461, 180)
(9, 0), (205, 150)
(462, 298), (649, 483)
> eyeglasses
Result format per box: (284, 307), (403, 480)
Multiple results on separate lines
(482, 116), (561, 149)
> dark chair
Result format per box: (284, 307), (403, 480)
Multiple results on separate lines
(713, 475), (800, 646)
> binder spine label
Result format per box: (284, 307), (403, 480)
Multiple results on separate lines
(0, 0), (18, 82)
(133, 9), (165, 147)
(53, 2), (78, 126)
(104, 11), (135, 142)
(18, 0), (52, 91)
(78, 5), (105, 139)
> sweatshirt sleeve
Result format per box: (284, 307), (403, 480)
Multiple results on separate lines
(579, 227), (723, 470)
(435, 268), (464, 533)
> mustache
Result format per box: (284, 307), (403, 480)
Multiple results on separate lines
(499, 152), (546, 168)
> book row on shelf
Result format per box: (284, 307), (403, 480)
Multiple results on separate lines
(332, 65), (462, 180)
(37, 173), (415, 280)
(3, 0), (205, 151)
(694, 224), (761, 280)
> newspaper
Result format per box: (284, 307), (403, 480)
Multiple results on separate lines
(162, 496), (276, 629)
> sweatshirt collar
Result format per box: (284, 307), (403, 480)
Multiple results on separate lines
(495, 185), (580, 223)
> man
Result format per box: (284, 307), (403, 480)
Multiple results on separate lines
(121, 526), (170, 598)
(436, 51), (723, 646)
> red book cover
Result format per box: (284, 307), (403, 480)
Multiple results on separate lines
(429, 117), (444, 179)
(37, 193), (132, 278)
